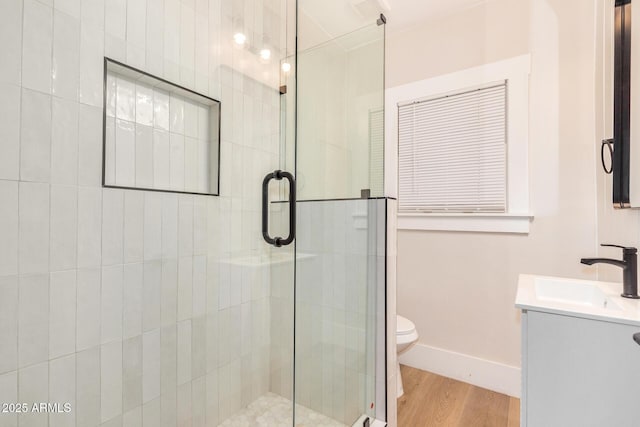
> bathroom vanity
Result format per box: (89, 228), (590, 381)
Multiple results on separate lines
(516, 275), (640, 427)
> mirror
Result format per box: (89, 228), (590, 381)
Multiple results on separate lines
(607, 0), (640, 207)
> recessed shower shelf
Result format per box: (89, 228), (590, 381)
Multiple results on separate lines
(102, 58), (221, 196)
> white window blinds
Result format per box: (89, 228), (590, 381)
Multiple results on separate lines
(398, 82), (507, 213)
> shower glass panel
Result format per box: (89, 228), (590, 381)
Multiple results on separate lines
(0, 0), (388, 425)
(296, 23), (386, 201)
(294, 21), (387, 426)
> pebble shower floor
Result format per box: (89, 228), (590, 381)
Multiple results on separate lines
(218, 393), (346, 427)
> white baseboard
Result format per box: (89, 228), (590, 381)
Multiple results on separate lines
(399, 343), (521, 398)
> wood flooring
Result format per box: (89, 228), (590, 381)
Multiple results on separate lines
(397, 365), (520, 427)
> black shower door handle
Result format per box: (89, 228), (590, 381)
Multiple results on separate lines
(262, 170), (296, 247)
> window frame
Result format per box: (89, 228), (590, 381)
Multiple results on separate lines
(385, 55), (532, 233)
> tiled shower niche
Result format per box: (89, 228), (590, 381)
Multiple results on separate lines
(103, 58), (221, 195)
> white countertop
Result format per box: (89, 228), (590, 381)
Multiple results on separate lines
(516, 274), (640, 327)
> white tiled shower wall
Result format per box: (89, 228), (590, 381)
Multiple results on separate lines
(0, 0), (289, 426)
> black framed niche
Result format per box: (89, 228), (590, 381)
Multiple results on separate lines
(102, 58), (221, 196)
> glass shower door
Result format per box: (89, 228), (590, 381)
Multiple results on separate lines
(293, 20), (387, 427)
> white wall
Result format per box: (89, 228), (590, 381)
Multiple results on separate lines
(388, 0), (603, 395)
(385, 0), (530, 88)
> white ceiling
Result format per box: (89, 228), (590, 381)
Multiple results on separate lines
(299, 0), (490, 41)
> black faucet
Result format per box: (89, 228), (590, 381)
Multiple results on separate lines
(581, 244), (639, 299)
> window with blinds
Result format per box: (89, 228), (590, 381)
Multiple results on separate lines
(398, 82), (507, 213)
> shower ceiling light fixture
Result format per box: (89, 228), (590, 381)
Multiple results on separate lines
(260, 48), (271, 60)
(233, 32), (275, 65)
(281, 62), (291, 73)
(233, 32), (247, 45)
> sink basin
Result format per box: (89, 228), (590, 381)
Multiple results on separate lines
(516, 274), (640, 326)
(534, 277), (622, 311)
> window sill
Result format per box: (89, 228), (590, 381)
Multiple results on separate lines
(397, 212), (533, 234)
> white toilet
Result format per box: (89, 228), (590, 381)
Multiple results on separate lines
(396, 315), (419, 398)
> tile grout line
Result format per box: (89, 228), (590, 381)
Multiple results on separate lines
(67, 10), (81, 425)
(73, 1), (85, 424)
(46, 4), (56, 422)
(15, 0), (27, 418)
(95, 2), (107, 425)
